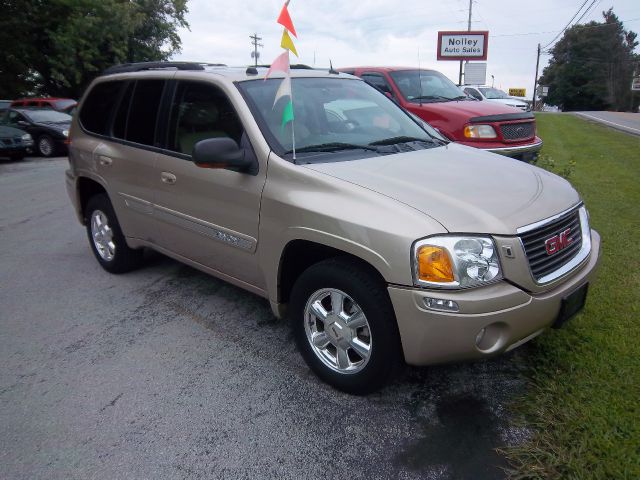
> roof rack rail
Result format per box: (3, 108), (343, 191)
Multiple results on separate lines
(101, 62), (208, 75)
(255, 63), (314, 70)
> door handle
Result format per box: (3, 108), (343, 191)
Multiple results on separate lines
(98, 155), (113, 166)
(160, 171), (177, 185)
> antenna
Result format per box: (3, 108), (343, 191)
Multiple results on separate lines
(329, 60), (339, 75)
(418, 47), (423, 107)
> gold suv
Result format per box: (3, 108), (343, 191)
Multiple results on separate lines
(66, 62), (600, 394)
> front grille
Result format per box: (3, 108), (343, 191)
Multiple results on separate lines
(500, 122), (535, 140)
(519, 209), (582, 281)
(2, 138), (17, 146)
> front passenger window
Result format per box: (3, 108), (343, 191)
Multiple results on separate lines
(167, 82), (243, 156)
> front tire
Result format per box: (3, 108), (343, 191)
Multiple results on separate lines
(85, 194), (143, 273)
(290, 258), (402, 394)
(36, 135), (55, 157)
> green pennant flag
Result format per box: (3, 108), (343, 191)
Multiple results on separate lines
(281, 99), (294, 130)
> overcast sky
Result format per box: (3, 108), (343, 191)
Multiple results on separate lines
(173, 0), (640, 98)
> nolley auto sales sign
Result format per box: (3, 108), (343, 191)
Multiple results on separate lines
(437, 31), (489, 61)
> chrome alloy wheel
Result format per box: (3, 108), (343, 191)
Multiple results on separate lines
(304, 288), (372, 374)
(90, 209), (115, 261)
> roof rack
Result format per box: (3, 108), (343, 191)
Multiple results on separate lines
(101, 62), (211, 76)
(255, 64), (314, 70)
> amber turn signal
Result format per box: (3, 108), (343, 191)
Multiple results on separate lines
(417, 245), (455, 283)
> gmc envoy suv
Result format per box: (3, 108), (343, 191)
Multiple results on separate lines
(66, 62), (600, 394)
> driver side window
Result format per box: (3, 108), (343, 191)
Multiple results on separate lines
(464, 88), (482, 100)
(167, 81), (243, 156)
(8, 111), (26, 126)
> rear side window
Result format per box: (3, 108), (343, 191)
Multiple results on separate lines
(112, 82), (135, 140)
(79, 82), (124, 135)
(125, 80), (165, 146)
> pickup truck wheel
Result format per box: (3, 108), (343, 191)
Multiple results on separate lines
(290, 258), (401, 394)
(85, 194), (143, 273)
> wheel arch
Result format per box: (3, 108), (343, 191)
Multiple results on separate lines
(275, 237), (391, 316)
(77, 176), (108, 224)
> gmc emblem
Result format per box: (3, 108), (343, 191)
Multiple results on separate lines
(545, 228), (574, 255)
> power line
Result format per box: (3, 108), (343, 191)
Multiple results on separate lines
(542, 0), (591, 49)
(492, 16), (640, 38)
(574, 0), (601, 26)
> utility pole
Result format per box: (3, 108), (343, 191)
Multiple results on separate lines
(459, 0), (473, 85)
(532, 43), (541, 111)
(249, 33), (263, 67)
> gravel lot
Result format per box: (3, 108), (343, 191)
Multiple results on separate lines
(0, 157), (529, 480)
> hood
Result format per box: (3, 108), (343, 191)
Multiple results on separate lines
(0, 125), (28, 138)
(489, 98), (528, 106)
(35, 121), (71, 131)
(302, 144), (580, 235)
(411, 99), (526, 120)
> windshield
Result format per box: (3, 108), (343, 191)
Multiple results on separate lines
(237, 77), (440, 161)
(24, 110), (71, 123)
(389, 70), (465, 102)
(479, 87), (511, 99)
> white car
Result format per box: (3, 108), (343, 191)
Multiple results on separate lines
(463, 86), (530, 111)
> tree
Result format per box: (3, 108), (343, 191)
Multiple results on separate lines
(540, 9), (639, 112)
(0, 0), (188, 99)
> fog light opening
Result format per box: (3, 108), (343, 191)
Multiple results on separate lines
(423, 297), (459, 312)
(475, 322), (507, 352)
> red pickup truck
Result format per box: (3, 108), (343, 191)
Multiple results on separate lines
(340, 67), (542, 161)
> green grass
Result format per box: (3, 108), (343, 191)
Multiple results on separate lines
(502, 114), (640, 479)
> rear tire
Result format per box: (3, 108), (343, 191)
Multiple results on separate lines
(85, 194), (143, 273)
(290, 258), (402, 394)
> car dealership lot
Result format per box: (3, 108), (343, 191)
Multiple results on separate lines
(0, 157), (529, 480)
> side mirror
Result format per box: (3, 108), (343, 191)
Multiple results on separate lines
(192, 137), (254, 173)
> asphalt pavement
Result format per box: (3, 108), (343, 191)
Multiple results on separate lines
(574, 111), (640, 136)
(0, 157), (530, 480)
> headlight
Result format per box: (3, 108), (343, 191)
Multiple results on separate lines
(464, 124), (497, 139)
(412, 236), (502, 289)
(21, 133), (32, 142)
(62, 130), (69, 137)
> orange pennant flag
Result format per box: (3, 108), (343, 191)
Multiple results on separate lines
(281, 29), (298, 57)
(277, 1), (297, 38)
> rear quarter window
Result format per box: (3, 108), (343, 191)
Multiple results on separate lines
(79, 81), (124, 135)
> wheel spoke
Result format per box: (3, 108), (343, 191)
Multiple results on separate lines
(311, 332), (331, 349)
(330, 290), (344, 314)
(345, 310), (367, 329)
(349, 338), (370, 360)
(336, 346), (350, 370)
(309, 300), (329, 321)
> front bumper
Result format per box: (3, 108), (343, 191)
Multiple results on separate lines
(483, 139), (543, 161)
(389, 229), (600, 366)
(0, 145), (30, 156)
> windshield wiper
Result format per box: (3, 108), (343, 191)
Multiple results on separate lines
(450, 95), (470, 101)
(284, 142), (379, 154)
(410, 95), (451, 102)
(369, 136), (436, 146)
